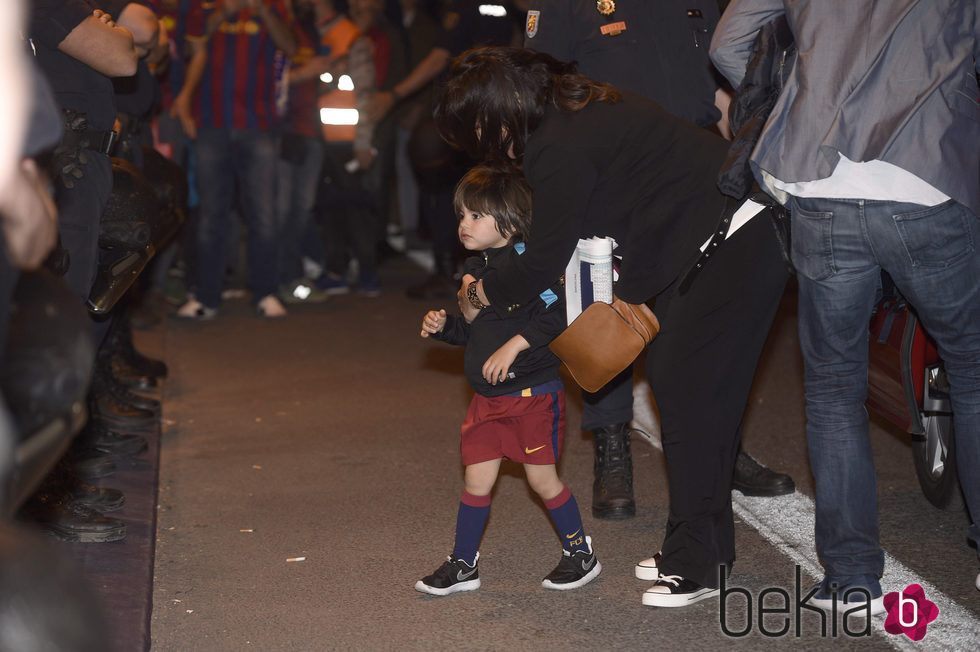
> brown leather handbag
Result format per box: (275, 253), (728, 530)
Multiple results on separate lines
(548, 296), (660, 393)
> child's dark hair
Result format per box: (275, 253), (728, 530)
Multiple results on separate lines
(453, 163), (532, 244)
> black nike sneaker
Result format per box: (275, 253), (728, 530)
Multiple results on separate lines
(541, 536), (602, 590)
(415, 553), (481, 596)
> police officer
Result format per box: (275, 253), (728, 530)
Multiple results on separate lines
(522, 0), (794, 522)
(30, 1), (138, 301)
(368, 0), (523, 300)
(25, 0), (140, 542)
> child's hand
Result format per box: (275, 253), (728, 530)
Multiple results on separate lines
(420, 309), (447, 337)
(483, 335), (530, 385)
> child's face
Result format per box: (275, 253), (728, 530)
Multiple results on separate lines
(458, 205), (511, 251)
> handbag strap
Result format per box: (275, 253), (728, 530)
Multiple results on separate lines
(676, 194), (739, 295)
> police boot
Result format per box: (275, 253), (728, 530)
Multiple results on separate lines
(110, 319), (167, 379)
(592, 423), (636, 520)
(88, 366), (157, 431)
(96, 348), (161, 414)
(19, 489), (127, 543)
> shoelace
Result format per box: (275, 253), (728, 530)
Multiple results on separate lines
(658, 575), (683, 587)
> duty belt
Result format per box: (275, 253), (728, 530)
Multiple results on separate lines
(81, 129), (118, 156)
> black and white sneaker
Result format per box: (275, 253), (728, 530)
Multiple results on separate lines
(414, 553), (480, 596)
(541, 535), (602, 590)
(642, 575), (719, 607)
(634, 551), (662, 580)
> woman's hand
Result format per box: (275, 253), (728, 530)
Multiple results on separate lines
(420, 308), (447, 337)
(458, 274), (481, 323)
(482, 335), (529, 385)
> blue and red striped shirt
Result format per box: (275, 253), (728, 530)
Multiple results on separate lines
(185, 0), (292, 130)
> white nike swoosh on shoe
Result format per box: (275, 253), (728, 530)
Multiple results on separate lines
(456, 568), (477, 581)
(581, 557), (596, 571)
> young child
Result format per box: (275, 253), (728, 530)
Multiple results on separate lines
(416, 163), (601, 596)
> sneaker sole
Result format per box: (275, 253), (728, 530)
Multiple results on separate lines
(635, 551), (662, 580)
(413, 578), (480, 596)
(635, 564), (660, 581)
(642, 586), (720, 607)
(541, 561), (602, 590)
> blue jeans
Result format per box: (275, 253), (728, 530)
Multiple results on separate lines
(792, 196), (980, 580)
(277, 136), (325, 284)
(193, 128), (280, 307)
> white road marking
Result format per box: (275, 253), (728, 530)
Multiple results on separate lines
(631, 379), (980, 648)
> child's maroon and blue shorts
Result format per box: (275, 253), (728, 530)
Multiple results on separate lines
(460, 379), (566, 466)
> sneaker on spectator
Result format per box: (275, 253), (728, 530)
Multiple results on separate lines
(315, 272), (350, 296)
(542, 536), (602, 590)
(358, 270), (381, 297)
(176, 298), (217, 320)
(642, 575), (720, 607)
(256, 294), (287, 318)
(415, 552), (480, 596)
(280, 279), (328, 304)
(808, 574), (885, 615)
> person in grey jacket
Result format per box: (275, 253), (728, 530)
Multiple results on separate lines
(711, 0), (980, 609)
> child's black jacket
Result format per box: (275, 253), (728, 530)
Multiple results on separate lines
(431, 245), (566, 397)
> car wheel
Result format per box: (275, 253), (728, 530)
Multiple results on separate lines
(912, 409), (962, 510)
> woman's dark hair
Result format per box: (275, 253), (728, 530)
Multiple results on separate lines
(453, 163), (532, 244)
(434, 46), (622, 163)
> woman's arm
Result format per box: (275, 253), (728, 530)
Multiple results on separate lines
(479, 143), (595, 315)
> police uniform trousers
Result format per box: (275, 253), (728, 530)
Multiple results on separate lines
(56, 150), (112, 303)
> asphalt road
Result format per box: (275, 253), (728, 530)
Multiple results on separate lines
(148, 255), (980, 650)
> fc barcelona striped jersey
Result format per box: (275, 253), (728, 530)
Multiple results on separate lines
(185, 0), (292, 130)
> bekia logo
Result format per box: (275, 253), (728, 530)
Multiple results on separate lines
(719, 567), (940, 640)
(883, 584), (939, 641)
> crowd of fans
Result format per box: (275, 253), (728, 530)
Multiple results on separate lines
(1, 0), (498, 538)
(0, 1), (504, 640)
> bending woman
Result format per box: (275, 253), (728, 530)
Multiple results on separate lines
(436, 46), (789, 607)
